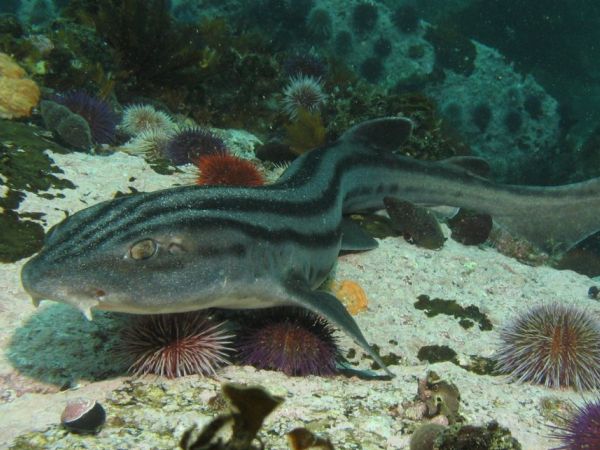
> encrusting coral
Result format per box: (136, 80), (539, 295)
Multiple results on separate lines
(331, 279), (369, 315)
(0, 53), (40, 119)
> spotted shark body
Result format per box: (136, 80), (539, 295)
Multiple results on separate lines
(21, 117), (600, 377)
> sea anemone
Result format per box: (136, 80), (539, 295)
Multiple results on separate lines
(0, 53), (40, 119)
(549, 397), (600, 449)
(495, 303), (600, 390)
(164, 127), (228, 165)
(235, 307), (340, 376)
(121, 104), (175, 135)
(117, 312), (233, 378)
(54, 91), (118, 144)
(282, 75), (326, 120)
(196, 153), (264, 187)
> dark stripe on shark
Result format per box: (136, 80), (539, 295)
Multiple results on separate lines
(55, 152), (395, 253)
(49, 217), (344, 261)
(42, 149), (334, 253)
(45, 158), (338, 255)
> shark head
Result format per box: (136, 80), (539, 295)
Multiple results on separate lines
(20, 189), (267, 318)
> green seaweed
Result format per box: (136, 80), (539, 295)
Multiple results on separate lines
(0, 120), (69, 155)
(0, 122), (76, 261)
(67, 0), (204, 89)
(434, 421), (522, 449)
(0, 128), (74, 194)
(417, 345), (458, 364)
(417, 346), (497, 376)
(414, 294), (493, 331)
(368, 344), (403, 370)
(0, 211), (45, 262)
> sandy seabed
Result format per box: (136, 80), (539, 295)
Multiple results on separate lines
(1, 146), (599, 449)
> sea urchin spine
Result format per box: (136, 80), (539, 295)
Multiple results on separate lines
(164, 127), (228, 165)
(235, 307), (340, 376)
(549, 396), (600, 449)
(495, 303), (600, 390)
(282, 75), (326, 120)
(196, 153), (264, 187)
(121, 104), (175, 135)
(117, 312), (233, 378)
(54, 91), (118, 144)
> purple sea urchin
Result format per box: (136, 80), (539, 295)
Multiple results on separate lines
(282, 75), (326, 120)
(121, 104), (174, 135)
(54, 91), (118, 144)
(495, 303), (600, 390)
(235, 307), (340, 376)
(164, 127), (228, 165)
(549, 397), (600, 449)
(117, 312), (233, 378)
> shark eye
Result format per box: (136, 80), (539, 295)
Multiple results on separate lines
(130, 239), (157, 260)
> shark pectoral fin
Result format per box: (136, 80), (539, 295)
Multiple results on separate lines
(340, 117), (413, 152)
(285, 278), (395, 379)
(340, 218), (379, 251)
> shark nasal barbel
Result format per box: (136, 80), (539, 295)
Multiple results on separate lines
(20, 117), (600, 377)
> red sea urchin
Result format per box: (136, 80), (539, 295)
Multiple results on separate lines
(54, 91), (118, 144)
(164, 127), (228, 165)
(549, 397), (600, 449)
(196, 153), (264, 187)
(117, 312), (233, 378)
(235, 307), (340, 376)
(495, 303), (600, 390)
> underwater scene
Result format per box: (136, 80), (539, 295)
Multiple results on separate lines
(2, 0), (600, 449)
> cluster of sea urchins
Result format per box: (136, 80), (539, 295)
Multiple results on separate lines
(117, 307), (342, 378)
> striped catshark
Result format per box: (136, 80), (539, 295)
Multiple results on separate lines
(20, 117), (600, 377)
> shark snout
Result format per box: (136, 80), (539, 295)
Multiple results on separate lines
(21, 255), (47, 304)
(21, 255), (102, 319)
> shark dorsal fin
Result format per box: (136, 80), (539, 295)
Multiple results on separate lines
(340, 117), (413, 152)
